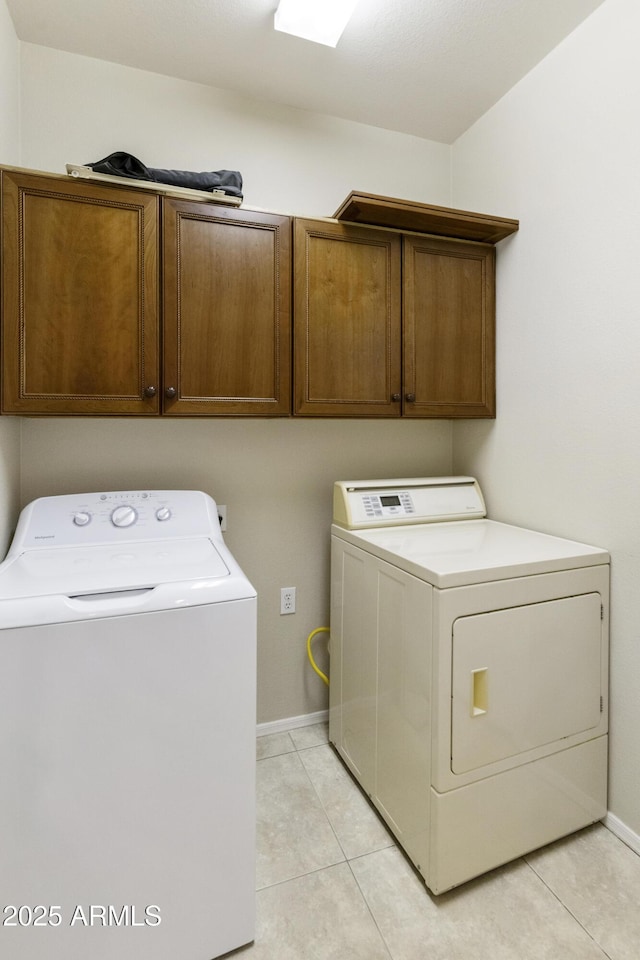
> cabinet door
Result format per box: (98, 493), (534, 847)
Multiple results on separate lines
(1, 170), (160, 415)
(403, 235), (495, 417)
(162, 201), (291, 415)
(294, 219), (402, 416)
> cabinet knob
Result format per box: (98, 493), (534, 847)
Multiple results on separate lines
(405, 393), (416, 403)
(144, 385), (157, 398)
(391, 393), (401, 402)
(165, 386), (177, 399)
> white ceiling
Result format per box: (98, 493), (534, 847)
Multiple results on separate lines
(7, 0), (606, 143)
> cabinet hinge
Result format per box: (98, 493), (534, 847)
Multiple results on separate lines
(600, 696), (604, 713)
(601, 604), (604, 620)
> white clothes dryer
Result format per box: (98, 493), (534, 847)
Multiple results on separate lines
(329, 477), (609, 894)
(0, 490), (256, 960)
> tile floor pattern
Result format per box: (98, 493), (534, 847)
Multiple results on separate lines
(234, 723), (640, 960)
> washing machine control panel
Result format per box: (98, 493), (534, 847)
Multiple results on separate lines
(14, 490), (221, 549)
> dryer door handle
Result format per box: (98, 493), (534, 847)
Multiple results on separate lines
(471, 667), (488, 717)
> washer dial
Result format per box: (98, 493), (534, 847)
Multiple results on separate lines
(111, 505), (138, 528)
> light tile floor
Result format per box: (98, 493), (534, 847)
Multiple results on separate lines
(236, 722), (640, 960)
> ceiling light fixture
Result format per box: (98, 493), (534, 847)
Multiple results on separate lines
(274, 0), (360, 48)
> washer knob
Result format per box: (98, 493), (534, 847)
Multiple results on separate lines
(73, 511), (91, 527)
(111, 505), (138, 528)
(156, 506), (172, 522)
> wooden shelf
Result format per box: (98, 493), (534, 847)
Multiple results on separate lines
(333, 191), (519, 244)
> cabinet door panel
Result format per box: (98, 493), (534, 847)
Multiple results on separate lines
(163, 202), (291, 415)
(403, 236), (495, 418)
(1, 171), (159, 415)
(294, 220), (401, 416)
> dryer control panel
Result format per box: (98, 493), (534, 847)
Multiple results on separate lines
(333, 477), (487, 529)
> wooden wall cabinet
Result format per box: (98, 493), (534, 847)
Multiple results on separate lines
(162, 199), (291, 416)
(1, 169), (291, 416)
(294, 218), (496, 418)
(1, 169), (160, 415)
(2, 170), (515, 420)
(403, 235), (495, 418)
(294, 220), (402, 417)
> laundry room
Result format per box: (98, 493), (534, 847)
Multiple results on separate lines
(1, 0), (640, 958)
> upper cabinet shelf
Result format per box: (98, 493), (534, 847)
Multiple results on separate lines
(333, 191), (519, 245)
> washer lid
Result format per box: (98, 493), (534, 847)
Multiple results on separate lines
(0, 537), (230, 600)
(335, 519), (609, 587)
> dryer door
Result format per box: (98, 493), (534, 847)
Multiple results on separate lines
(451, 592), (603, 774)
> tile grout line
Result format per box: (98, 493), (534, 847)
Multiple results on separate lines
(345, 857), (395, 960)
(293, 740), (352, 864)
(255, 859), (349, 894)
(292, 735), (397, 959)
(522, 857), (615, 960)
(254, 737), (345, 895)
(294, 735), (396, 860)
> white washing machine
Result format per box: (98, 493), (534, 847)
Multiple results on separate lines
(0, 490), (256, 960)
(329, 477), (609, 894)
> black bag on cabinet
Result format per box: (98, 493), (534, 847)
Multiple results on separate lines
(86, 151), (243, 198)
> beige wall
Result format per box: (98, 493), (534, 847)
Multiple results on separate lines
(15, 44), (454, 723)
(452, 0), (640, 836)
(19, 44), (451, 218)
(0, 0), (19, 163)
(21, 418), (451, 722)
(0, 0), (22, 554)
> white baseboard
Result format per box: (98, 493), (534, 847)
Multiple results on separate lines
(604, 811), (640, 855)
(257, 709), (329, 739)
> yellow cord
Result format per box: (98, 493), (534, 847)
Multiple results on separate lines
(307, 627), (330, 686)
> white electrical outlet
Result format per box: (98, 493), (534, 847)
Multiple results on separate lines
(280, 586), (296, 615)
(217, 505), (227, 531)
